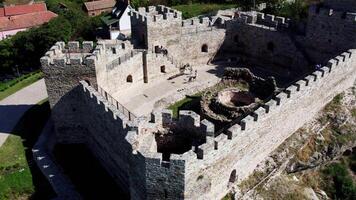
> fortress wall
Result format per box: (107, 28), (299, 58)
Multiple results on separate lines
(146, 52), (178, 78)
(324, 0), (356, 11)
(224, 20), (309, 73)
(180, 50), (356, 199)
(96, 51), (144, 94)
(78, 81), (136, 196)
(138, 153), (186, 200)
(302, 5), (356, 64)
(40, 41), (99, 143)
(256, 12), (290, 29)
(158, 28), (225, 66)
(41, 41), (98, 107)
(57, 81), (185, 199)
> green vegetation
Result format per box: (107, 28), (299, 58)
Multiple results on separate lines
(322, 161), (356, 200)
(173, 3), (238, 19)
(351, 108), (356, 118)
(0, 0), (103, 77)
(0, 100), (51, 200)
(2, 0), (31, 5)
(0, 136), (34, 200)
(168, 93), (202, 118)
(221, 192), (234, 200)
(0, 71), (43, 101)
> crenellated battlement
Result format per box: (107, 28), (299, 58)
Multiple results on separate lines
(40, 41), (100, 68)
(230, 11), (290, 30)
(256, 12), (290, 29)
(309, 5), (356, 22)
(160, 50), (355, 163)
(129, 5), (182, 23)
(181, 17), (216, 34)
(80, 80), (131, 125)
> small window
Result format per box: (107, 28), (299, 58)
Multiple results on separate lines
(84, 79), (91, 85)
(267, 42), (275, 52)
(234, 35), (239, 43)
(155, 45), (160, 53)
(121, 43), (125, 49)
(160, 65), (166, 73)
(229, 170), (237, 183)
(201, 44), (208, 52)
(164, 189), (168, 199)
(112, 47), (116, 54)
(127, 75), (133, 83)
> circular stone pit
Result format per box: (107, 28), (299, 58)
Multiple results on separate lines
(217, 89), (255, 108)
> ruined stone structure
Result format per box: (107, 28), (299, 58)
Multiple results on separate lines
(36, 1), (356, 199)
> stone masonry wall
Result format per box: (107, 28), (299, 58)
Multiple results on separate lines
(301, 5), (356, 64)
(130, 5), (226, 65)
(324, 0), (356, 12)
(41, 41), (99, 143)
(223, 15), (309, 74)
(41, 41), (98, 107)
(176, 50), (356, 199)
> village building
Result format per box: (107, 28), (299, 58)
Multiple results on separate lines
(0, 2), (57, 40)
(84, 0), (116, 16)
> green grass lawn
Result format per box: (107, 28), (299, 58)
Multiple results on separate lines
(168, 93), (202, 118)
(0, 100), (51, 200)
(2, 0), (32, 5)
(0, 71), (43, 101)
(173, 3), (239, 19)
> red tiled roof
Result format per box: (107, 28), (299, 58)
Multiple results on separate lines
(0, 8), (4, 17)
(0, 11), (57, 31)
(84, 0), (116, 11)
(3, 2), (47, 16)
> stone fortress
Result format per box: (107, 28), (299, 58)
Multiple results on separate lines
(35, 0), (356, 199)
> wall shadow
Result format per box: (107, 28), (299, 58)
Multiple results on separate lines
(1, 102), (56, 200)
(53, 143), (130, 200)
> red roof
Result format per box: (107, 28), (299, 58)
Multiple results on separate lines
(0, 11), (57, 31)
(84, 0), (116, 11)
(1, 2), (47, 17)
(0, 8), (4, 17)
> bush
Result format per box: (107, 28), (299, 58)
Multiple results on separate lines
(322, 163), (356, 200)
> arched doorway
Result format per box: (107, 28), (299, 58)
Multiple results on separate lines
(234, 35), (239, 43)
(160, 65), (166, 73)
(126, 75), (133, 83)
(267, 42), (275, 52)
(229, 169), (237, 183)
(201, 44), (208, 52)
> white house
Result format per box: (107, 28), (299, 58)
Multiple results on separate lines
(101, 0), (131, 39)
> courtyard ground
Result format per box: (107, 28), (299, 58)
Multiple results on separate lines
(113, 64), (224, 117)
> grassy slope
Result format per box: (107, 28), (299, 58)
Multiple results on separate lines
(0, 72), (43, 101)
(173, 3), (238, 19)
(0, 100), (51, 200)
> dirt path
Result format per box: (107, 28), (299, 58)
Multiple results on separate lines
(0, 79), (48, 147)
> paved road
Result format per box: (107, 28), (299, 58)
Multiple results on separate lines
(0, 79), (48, 147)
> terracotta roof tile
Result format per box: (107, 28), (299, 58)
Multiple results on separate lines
(3, 2), (47, 16)
(0, 8), (4, 17)
(0, 11), (57, 31)
(84, 0), (116, 11)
